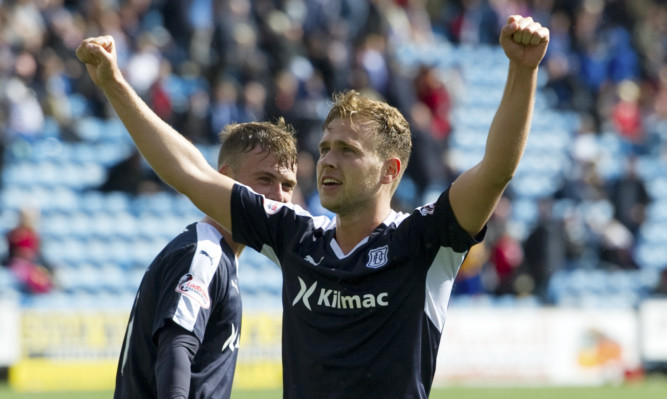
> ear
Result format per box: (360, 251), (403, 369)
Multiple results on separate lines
(381, 158), (401, 184)
(219, 164), (232, 178)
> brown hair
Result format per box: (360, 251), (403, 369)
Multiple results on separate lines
(217, 118), (298, 171)
(323, 90), (412, 186)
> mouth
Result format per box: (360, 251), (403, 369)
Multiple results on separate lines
(321, 177), (342, 188)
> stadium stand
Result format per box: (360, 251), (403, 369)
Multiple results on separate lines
(1, 0), (666, 314)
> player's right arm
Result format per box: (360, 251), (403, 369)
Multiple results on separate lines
(155, 321), (200, 399)
(75, 36), (234, 231)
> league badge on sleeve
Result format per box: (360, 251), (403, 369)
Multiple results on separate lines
(263, 198), (285, 215)
(176, 273), (211, 309)
(418, 202), (436, 216)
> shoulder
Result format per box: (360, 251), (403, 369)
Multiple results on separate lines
(236, 183), (333, 228)
(153, 223), (224, 267)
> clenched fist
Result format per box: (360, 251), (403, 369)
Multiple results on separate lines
(75, 36), (123, 88)
(499, 15), (550, 70)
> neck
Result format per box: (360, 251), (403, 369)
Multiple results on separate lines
(201, 216), (244, 257)
(334, 203), (392, 255)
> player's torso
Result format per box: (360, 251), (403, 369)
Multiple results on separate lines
(278, 222), (439, 398)
(119, 223), (241, 397)
(282, 224), (427, 317)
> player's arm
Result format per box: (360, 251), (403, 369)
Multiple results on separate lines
(449, 15), (549, 236)
(75, 36), (234, 231)
(155, 321), (201, 399)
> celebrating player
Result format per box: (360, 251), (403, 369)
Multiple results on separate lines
(114, 121), (297, 398)
(77, 14), (548, 399)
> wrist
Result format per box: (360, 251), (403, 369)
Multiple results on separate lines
(507, 62), (539, 87)
(508, 60), (540, 74)
(99, 72), (128, 95)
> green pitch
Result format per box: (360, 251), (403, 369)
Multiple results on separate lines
(1, 378), (666, 399)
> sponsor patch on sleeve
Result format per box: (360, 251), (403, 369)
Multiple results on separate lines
(418, 202), (436, 216)
(175, 273), (211, 309)
(263, 198), (285, 215)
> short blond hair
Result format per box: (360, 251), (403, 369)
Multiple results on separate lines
(217, 118), (298, 171)
(323, 90), (412, 187)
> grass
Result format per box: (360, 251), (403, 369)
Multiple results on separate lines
(1, 377), (666, 399)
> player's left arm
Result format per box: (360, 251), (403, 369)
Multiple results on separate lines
(155, 321), (200, 398)
(450, 15), (549, 236)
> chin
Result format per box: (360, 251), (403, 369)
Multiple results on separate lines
(319, 197), (341, 213)
(319, 198), (335, 211)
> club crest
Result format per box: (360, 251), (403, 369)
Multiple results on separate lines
(366, 245), (388, 269)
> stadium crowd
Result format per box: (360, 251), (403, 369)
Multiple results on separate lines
(2, 0), (667, 301)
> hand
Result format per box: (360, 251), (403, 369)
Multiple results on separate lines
(75, 36), (121, 88)
(499, 15), (549, 70)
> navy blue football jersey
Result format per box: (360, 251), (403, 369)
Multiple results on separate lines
(114, 222), (242, 399)
(231, 184), (483, 399)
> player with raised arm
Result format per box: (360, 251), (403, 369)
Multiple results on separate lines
(114, 121), (297, 399)
(77, 14), (548, 398)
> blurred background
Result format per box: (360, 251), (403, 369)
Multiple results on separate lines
(1, 0), (666, 393)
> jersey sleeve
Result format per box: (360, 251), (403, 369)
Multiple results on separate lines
(418, 188), (485, 252)
(230, 183), (316, 257)
(155, 321), (200, 398)
(151, 224), (227, 344)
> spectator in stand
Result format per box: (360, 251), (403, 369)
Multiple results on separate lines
(597, 217), (638, 270)
(655, 268), (667, 296)
(405, 102), (452, 204)
(210, 78), (243, 140)
(96, 149), (165, 196)
(453, 242), (489, 296)
(607, 156), (651, 236)
(5, 208), (41, 264)
(522, 198), (567, 302)
(610, 80), (645, 153)
(415, 64), (453, 141)
(450, 0), (502, 45)
(4, 208), (53, 294)
(489, 223), (524, 296)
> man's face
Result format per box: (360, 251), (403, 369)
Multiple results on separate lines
(230, 146), (297, 203)
(316, 117), (385, 216)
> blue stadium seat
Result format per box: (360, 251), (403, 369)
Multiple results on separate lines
(511, 198), (538, 225)
(96, 263), (127, 294)
(132, 192), (175, 215)
(130, 236), (166, 266)
(171, 195), (202, 217)
(646, 199), (667, 222)
(67, 93), (89, 118)
(646, 176), (667, 200)
(510, 173), (558, 199)
(86, 211), (117, 238)
(85, 237), (113, 265)
(111, 212), (138, 239)
(21, 291), (72, 309)
(80, 191), (106, 214)
(74, 117), (105, 142)
(634, 242), (667, 270)
(0, 267), (20, 292)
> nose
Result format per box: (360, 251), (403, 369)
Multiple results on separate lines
(265, 183), (290, 203)
(318, 151), (336, 170)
